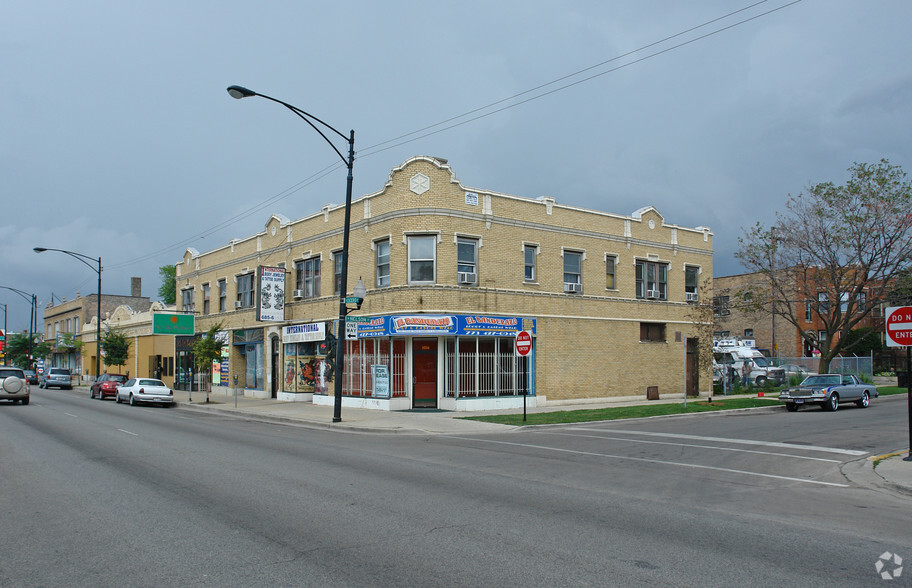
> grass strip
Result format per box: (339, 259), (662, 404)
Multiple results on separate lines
(460, 397), (781, 426)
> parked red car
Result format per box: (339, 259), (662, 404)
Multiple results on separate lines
(90, 373), (128, 400)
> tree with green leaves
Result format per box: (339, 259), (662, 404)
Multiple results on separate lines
(737, 159), (912, 373)
(191, 323), (225, 403)
(5, 331), (52, 370)
(158, 265), (176, 304)
(100, 330), (131, 371)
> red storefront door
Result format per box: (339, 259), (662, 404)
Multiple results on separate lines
(412, 339), (437, 408)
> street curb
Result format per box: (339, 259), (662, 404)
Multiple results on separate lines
(172, 401), (430, 435)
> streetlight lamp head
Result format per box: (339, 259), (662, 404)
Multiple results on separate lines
(352, 277), (367, 300)
(227, 85), (256, 99)
(33, 247), (46, 253)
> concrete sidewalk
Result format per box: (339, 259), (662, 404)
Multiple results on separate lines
(92, 385), (912, 496)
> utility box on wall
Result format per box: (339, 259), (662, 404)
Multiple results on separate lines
(646, 386), (659, 400)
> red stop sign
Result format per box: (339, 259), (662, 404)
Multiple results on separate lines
(515, 330), (532, 356)
(886, 306), (912, 347)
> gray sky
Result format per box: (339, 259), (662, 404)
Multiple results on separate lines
(3, 0), (910, 333)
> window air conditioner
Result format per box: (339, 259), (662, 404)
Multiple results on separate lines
(564, 282), (582, 293)
(234, 301), (243, 309)
(646, 289), (660, 299)
(685, 292), (699, 302)
(458, 272), (476, 285)
(292, 289), (304, 299)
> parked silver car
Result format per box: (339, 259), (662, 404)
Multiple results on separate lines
(778, 374), (876, 412)
(0, 366), (31, 404)
(116, 378), (174, 407)
(40, 367), (73, 390)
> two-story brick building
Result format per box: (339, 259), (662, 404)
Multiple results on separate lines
(177, 156), (714, 410)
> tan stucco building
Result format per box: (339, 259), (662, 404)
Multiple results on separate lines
(177, 156), (714, 410)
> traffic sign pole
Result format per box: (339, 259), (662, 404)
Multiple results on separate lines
(885, 307), (912, 460)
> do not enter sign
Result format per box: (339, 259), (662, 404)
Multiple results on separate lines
(886, 306), (912, 347)
(515, 330), (532, 356)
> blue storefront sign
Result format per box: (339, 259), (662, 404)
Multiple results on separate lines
(354, 315), (535, 338)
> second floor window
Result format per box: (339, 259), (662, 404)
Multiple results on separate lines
(237, 273), (255, 308)
(685, 266), (698, 300)
(563, 251), (582, 293)
(457, 237), (477, 285)
(333, 251), (343, 295)
(805, 300), (812, 322)
(408, 235), (436, 283)
(636, 260), (667, 300)
(524, 245), (536, 282)
(713, 295), (730, 317)
(295, 257), (321, 299)
(605, 255), (617, 289)
(202, 283), (210, 314)
(818, 292), (829, 315)
(218, 279), (227, 312)
(181, 288), (195, 313)
(376, 239), (390, 287)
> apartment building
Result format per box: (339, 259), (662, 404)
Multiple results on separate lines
(177, 156), (714, 410)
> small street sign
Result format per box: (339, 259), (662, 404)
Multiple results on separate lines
(344, 296), (361, 304)
(515, 330), (532, 356)
(886, 306), (912, 347)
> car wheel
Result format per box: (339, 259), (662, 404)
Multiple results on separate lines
(825, 393), (839, 412)
(786, 403), (799, 412)
(755, 376), (767, 387)
(129, 394), (136, 406)
(856, 391), (870, 408)
(21, 396), (29, 405)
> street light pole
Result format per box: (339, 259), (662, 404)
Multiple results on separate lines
(0, 286), (37, 370)
(34, 248), (102, 379)
(227, 85), (356, 423)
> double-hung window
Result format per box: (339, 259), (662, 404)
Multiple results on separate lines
(218, 279), (227, 312)
(376, 239), (390, 287)
(333, 250), (343, 295)
(635, 260), (667, 300)
(295, 257), (321, 299)
(408, 235), (436, 284)
(181, 287), (195, 313)
(202, 283), (210, 314)
(456, 237), (478, 285)
(524, 244), (537, 282)
(684, 266), (699, 301)
(605, 255), (617, 289)
(817, 292), (829, 315)
(563, 250), (582, 293)
(237, 273), (255, 308)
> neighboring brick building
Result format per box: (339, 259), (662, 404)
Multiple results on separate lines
(177, 156), (714, 410)
(714, 269), (880, 359)
(40, 277), (150, 379)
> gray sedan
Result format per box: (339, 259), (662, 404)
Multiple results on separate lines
(778, 373), (877, 412)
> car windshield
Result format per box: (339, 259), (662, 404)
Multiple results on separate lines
(110, 375), (127, 382)
(801, 375), (840, 386)
(139, 379), (165, 386)
(752, 356), (771, 367)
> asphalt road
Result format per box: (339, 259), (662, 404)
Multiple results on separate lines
(2, 389), (910, 587)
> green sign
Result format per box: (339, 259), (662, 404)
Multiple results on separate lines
(153, 313), (195, 335)
(346, 316), (370, 322)
(344, 297), (361, 304)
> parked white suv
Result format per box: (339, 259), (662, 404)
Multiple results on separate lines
(0, 366), (30, 404)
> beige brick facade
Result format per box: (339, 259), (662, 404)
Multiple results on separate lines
(178, 156), (714, 409)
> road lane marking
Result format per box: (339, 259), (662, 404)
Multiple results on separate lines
(117, 429), (138, 436)
(64, 412), (78, 418)
(539, 431), (841, 463)
(451, 436), (849, 487)
(572, 428), (868, 456)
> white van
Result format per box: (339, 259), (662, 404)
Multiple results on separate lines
(713, 344), (785, 387)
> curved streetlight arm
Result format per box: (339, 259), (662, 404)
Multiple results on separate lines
(226, 85), (353, 169)
(0, 285), (35, 304)
(33, 247), (101, 275)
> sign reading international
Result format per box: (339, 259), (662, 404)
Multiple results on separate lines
(257, 266), (286, 323)
(353, 315), (536, 338)
(152, 313), (195, 335)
